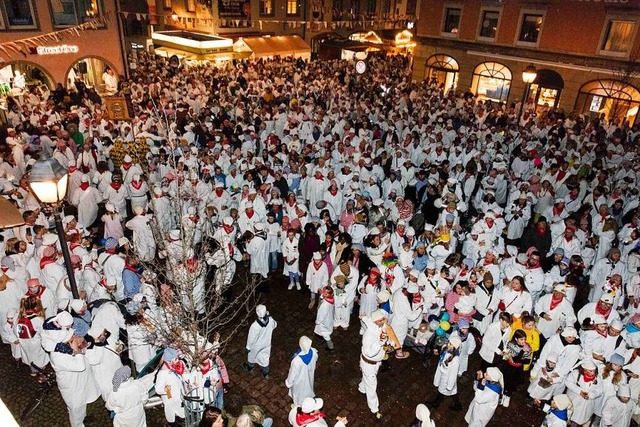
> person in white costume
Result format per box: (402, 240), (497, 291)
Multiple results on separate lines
(244, 304), (277, 379)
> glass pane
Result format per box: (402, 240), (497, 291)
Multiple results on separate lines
(4, 0), (36, 28)
(475, 76), (511, 102)
(603, 20), (635, 52)
(443, 8), (461, 34)
(50, 0), (78, 27)
(260, 0), (273, 15)
(479, 11), (499, 38)
(287, 0), (298, 15)
(77, 0), (100, 23)
(519, 14), (543, 43)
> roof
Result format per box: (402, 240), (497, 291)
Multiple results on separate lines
(240, 35), (310, 58)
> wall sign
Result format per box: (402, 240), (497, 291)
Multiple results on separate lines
(36, 45), (79, 55)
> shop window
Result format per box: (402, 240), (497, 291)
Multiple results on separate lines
(186, 0), (196, 12)
(3, 0), (38, 29)
(424, 54), (459, 92)
(260, 0), (274, 16)
(442, 7), (461, 35)
(287, 0), (299, 16)
(518, 13), (543, 44)
(471, 61), (512, 103)
(575, 79), (640, 126)
(528, 69), (564, 113)
(366, 0), (376, 16)
(50, 0), (102, 28)
(163, 0), (172, 8)
(478, 10), (499, 40)
(601, 19), (636, 54)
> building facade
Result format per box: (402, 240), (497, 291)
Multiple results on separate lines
(413, 0), (640, 126)
(0, 0), (125, 92)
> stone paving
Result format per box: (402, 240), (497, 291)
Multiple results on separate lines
(0, 270), (548, 426)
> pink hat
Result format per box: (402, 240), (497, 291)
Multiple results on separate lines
(27, 278), (40, 287)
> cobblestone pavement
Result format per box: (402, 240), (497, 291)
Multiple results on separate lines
(0, 270), (547, 426)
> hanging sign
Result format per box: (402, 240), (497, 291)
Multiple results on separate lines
(36, 45), (79, 55)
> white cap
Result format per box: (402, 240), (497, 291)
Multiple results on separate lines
(301, 397), (323, 413)
(81, 174), (89, 183)
(313, 252), (322, 260)
(245, 202), (254, 209)
(124, 155), (132, 162)
(53, 311), (73, 327)
(256, 304), (267, 318)
(371, 309), (387, 322)
(299, 335), (312, 353)
(449, 336), (462, 349)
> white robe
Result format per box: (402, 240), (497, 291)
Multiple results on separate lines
(285, 348), (318, 406)
(306, 262), (329, 294)
(86, 336), (124, 401)
(314, 299), (335, 340)
(433, 352), (460, 396)
(565, 369), (603, 425)
(282, 236), (300, 276)
(246, 235), (269, 278)
(246, 316), (277, 367)
(155, 366), (185, 422)
(464, 381), (500, 427)
(126, 215), (157, 262)
(73, 187), (102, 228)
(106, 378), (149, 427)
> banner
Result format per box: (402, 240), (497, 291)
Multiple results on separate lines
(218, 0), (251, 19)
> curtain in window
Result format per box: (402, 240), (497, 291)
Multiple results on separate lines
(604, 21), (634, 52)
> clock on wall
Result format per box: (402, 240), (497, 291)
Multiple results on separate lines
(355, 60), (367, 74)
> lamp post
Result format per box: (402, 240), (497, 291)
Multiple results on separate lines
(27, 157), (80, 299)
(518, 63), (537, 125)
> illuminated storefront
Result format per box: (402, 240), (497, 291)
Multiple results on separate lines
(424, 54), (459, 92)
(471, 61), (512, 103)
(528, 69), (564, 113)
(575, 79), (640, 126)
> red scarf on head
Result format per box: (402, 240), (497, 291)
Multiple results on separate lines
(535, 224), (546, 237)
(111, 182), (122, 191)
(79, 182), (90, 191)
(122, 162), (132, 171)
(595, 302), (612, 318)
(295, 412), (326, 426)
(131, 181), (143, 190)
(68, 166), (77, 173)
(582, 371), (596, 383)
(550, 294), (563, 311)
(39, 256), (56, 270)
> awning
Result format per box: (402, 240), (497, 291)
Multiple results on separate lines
(236, 35), (310, 59)
(0, 197), (25, 229)
(154, 46), (250, 62)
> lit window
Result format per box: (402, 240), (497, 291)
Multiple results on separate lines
(472, 62), (512, 103)
(479, 10), (499, 39)
(287, 0), (299, 16)
(260, 0), (274, 16)
(602, 20), (635, 53)
(442, 7), (461, 34)
(519, 13), (543, 43)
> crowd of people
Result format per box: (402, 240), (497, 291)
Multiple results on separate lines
(0, 49), (639, 427)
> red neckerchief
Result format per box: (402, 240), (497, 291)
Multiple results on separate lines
(131, 180), (143, 190)
(70, 242), (80, 250)
(26, 285), (45, 298)
(201, 359), (211, 375)
(68, 166), (78, 173)
(329, 188), (338, 196)
(582, 371), (596, 382)
(550, 294), (563, 311)
(111, 182), (122, 191)
(556, 170), (567, 181)
(124, 262), (139, 274)
(295, 412), (326, 426)
(122, 162), (132, 171)
(397, 229), (405, 238)
(313, 261), (323, 270)
(595, 302), (612, 318)
(190, 216), (197, 224)
(215, 189), (223, 196)
(165, 361), (185, 376)
(553, 206), (563, 216)
(483, 259), (493, 266)
(79, 182), (90, 191)
(39, 256), (56, 270)
(323, 295), (335, 305)
(246, 211), (254, 219)
(528, 262), (541, 270)
(227, 243), (234, 257)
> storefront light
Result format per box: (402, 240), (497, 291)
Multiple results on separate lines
(522, 64), (537, 84)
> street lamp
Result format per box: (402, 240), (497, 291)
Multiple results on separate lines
(27, 157), (80, 299)
(518, 63), (537, 125)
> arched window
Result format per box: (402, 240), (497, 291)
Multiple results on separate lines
(424, 54), (459, 91)
(471, 61), (512, 102)
(575, 79), (640, 126)
(66, 56), (120, 96)
(529, 69), (564, 112)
